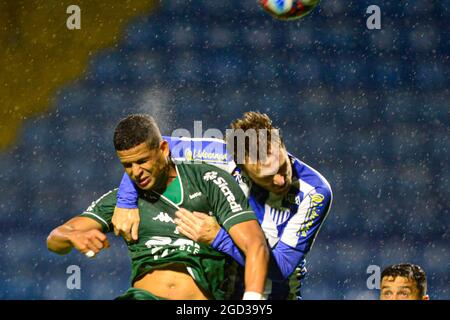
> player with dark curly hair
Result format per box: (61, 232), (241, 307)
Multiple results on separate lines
(380, 264), (429, 300)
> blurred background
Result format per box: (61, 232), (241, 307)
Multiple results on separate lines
(0, 0), (448, 299)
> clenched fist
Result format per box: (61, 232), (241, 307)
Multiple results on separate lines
(67, 229), (110, 256)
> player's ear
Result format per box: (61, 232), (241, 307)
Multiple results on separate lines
(160, 140), (170, 158)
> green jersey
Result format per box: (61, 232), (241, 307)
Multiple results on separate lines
(80, 162), (257, 299)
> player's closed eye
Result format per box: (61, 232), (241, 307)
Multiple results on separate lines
(136, 158), (149, 165)
(123, 158), (150, 168)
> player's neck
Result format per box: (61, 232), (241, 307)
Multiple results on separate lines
(149, 161), (177, 195)
(166, 162), (177, 186)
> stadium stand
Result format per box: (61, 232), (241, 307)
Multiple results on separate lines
(0, 0), (448, 299)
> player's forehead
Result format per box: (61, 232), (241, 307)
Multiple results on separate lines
(244, 144), (287, 176)
(117, 142), (157, 162)
(381, 276), (417, 289)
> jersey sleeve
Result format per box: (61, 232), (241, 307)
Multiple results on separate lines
(202, 166), (257, 231)
(272, 186), (332, 280)
(79, 189), (118, 233)
(116, 173), (139, 209)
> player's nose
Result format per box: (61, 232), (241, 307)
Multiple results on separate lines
(131, 163), (142, 178)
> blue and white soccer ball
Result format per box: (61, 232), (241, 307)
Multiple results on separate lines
(259, 0), (320, 21)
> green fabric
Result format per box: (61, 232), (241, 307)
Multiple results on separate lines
(80, 162), (257, 300)
(162, 175), (181, 204)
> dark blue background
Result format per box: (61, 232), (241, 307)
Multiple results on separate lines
(0, 0), (448, 299)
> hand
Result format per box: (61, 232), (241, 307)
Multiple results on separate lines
(294, 264), (307, 280)
(67, 229), (110, 256)
(112, 207), (140, 242)
(174, 208), (221, 245)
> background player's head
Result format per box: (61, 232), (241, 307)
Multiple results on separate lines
(227, 111), (292, 195)
(114, 114), (172, 191)
(380, 264), (429, 300)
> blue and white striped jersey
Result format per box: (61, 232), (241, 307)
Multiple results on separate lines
(117, 136), (332, 300)
(214, 154), (332, 299)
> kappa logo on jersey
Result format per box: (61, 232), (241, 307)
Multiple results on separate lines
(153, 212), (174, 223)
(203, 171), (243, 213)
(189, 192), (202, 200)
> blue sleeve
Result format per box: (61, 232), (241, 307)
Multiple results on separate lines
(211, 228), (245, 266)
(211, 228), (307, 282)
(211, 228), (305, 281)
(272, 186), (332, 281)
(211, 186), (332, 281)
(116, 173), (139, 209)
(267, 242), (305, 281)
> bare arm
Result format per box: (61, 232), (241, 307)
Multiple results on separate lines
(47, 216), (110, 255)
(228, 220), (269, 296)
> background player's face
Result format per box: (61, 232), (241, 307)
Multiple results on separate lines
(380, 276), (428, 300)
(243, 142), (292, 195)
(117, 140), (171, 191)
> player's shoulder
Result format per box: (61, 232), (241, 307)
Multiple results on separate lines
(289, 154), (332, 196)
(177, 161), (233, 179)
(95, 188), (118, 202)
(84, 188), (118, 212)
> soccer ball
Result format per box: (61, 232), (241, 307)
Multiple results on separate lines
(259, 0), (320, 21)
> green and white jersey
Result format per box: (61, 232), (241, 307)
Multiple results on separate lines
(80, 162), (256, 300)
